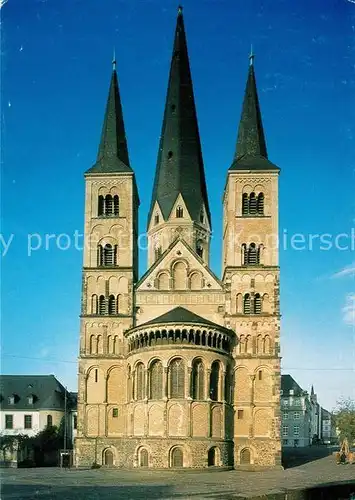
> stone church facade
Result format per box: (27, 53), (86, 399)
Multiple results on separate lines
(76, 7), (282, 469)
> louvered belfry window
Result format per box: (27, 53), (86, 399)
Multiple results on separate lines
(105, 194), (113, 216)
(242, 193), (249, 215)
(249, 192), (257, 214)
(170, 358), (185, 398)
(254, 294), (262, 314)
(98, 195), (105, 216)
(244, 294), (251, 314)
(98, 295), (106, 315)
(257, 193), (264, 215)
(150, 360), (163, 400)
(248, 243), (258, 264)
(108, 295), (116, 315)
(113, 195), (119, 215)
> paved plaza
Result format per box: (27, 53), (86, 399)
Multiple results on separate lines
(1, 454), (355, 499)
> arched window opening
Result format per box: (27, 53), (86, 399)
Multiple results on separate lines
(113, 195), (119, 216)
(263, 336), (271, 354)
(171, 447), (184, 468)
(104, 194), (113, 216)
(176, 206), (183, 218)
(257, 193), (264, 215)
(242, 243), (247, 265)
(242, 193), (249, 215)
(258, 370), (263, 381)
(154, 213), (159, 225)
(190, 272), (202, 290)
(254, 294), (262, 314)
(240, 448), (251, 465)
(135, 363), (145, 400)
(47, 414), (53, 428)
(173, 262), (187, 290)
(169, 358), (185, 399)
(191, 359), (204, 400)
(139, 448), (149, 467)
(196, 241), (203, 258)
(108, 295), (116, 315)
(224, 370), (231, 403)
(243, 294), (251, 314)
(99, 295), (106, 315)
(249, 192), (257, 214)
(99, 243), (117, 266)
(150, 360), (163, 400)
(98, 195), (104, 216)
(154, 246), (162, 261)
(210, 361), (220, 401)
(248, 243), (258, 265)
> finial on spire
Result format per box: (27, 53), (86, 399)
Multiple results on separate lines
(249, 44), (255, 66)
(178, 5), (183, 15)
(112, 47), (116, 71)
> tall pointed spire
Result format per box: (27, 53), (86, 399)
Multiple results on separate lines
(87, 58), (132, 174)
(148, 7), (211, 226)
(230, 54), (279, 171)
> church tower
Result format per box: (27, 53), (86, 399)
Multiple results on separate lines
(222, 55), (282, 467)
(76, 58), (139, 459)
(147, 6), (211, 268)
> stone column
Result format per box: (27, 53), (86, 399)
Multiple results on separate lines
(103, 375), (108, 403)
(144, 367), (149, 400)
(205, 369), (211, 401)
(163, 366), (168, 400)
(186, 365), (192, 399)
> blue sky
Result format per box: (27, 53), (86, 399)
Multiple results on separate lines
(1, 0), (354, 411)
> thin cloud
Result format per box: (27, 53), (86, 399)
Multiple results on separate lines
(342, 294), (355, 326)
(331, 263), (355, 279)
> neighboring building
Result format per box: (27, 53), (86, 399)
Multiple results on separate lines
(280, 375), (311, 448)
(321, 408), (337, 444)
(76, 7), (282, 469)
(0, 375), (77, 465)
(309, 385), (322, 443)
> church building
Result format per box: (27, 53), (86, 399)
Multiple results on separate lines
(76, 7), (282, 469)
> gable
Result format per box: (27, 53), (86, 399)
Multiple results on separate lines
(136, 238), (223, 292)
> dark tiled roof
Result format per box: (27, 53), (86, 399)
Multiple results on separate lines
(0, 375), (74, 411)
(230, 62), (279, 172)
(137, 306), (230, 332)
(86, 68), (132, 174)
(281, 374), (304, 397)
(147, 7), (211, 227)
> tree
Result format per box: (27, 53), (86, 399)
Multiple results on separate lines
(333, 398), (355, 445)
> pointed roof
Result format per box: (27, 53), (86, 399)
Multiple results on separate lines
(148, 7), (211, 226)
(135, 306), (232, 333)
(86, 63), (132, 174)
(311, 385), (315, 396)
(230, 56), (279, 171)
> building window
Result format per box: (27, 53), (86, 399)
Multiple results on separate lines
(112, 408), (118, 418)
(169, 358), (185, 399)
(5, 415), (13, 429)
(238, 409), (244, 419)
(168, 151), (173, 160)
(282, 425), (288, 437)
(242, 243), (261, 265)
(257, 193), (264, 214)
(47, 415), (53, 427)
(209, 361), (220, 401)
(294, 439), (299, 446)
(150, 360), (163, 400)
(283, 400), (289, 406)
(27, 395), (34, 405)
(242, 193), (249, 215)
(283, 412), (288, 420)
(24, 415), (32, 429)
(108, 295), (116, 315)
(98, 295), (106, 315)
(294, 398), (301, 406)
(154, 213), (159, 225)
(154, 246), (162, 261)
(176, 206), (183, 218)
(7, 396), (15, 405)
(94, 369), (98, 383)
(294, 425), (300, 436)
(243, 294), (251, 314)
(294, 412), (300, 420)
(98, 243), (117, 267)
(73, 414), (77, 430)
(196, 241), (203, 258)
(98, 194), (120, 217)
(191, 359), (204, 400)
(242, 192), (264, 216)
(258, 370), (262, 381)
(135, 363), (145, 400)
(283, 439), (288, 446)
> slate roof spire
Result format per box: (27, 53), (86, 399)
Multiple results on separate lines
(230, 53), (279, 171)
(148, 6), (211, 226)
(87, 57), (132, 174)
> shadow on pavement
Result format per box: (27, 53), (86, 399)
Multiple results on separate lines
(282, 445), (333, 468)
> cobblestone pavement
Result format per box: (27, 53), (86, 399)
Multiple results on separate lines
(1, 455), (355, 499)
